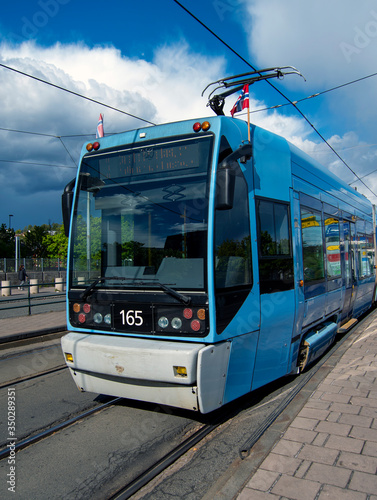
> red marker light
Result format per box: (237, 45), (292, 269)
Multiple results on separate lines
(193, 122), (201, 132)
(83, 303), (91, 313)
(191, 319), (200, 331)
(93, 142), (100, 150)
(78, 313), (86, 323)
(183, 308), (193, 319)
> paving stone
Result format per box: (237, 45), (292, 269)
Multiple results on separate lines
(305, 462), (351, 488)
(245, 469), (280, 492)
(330, 402), (361, 415)
(298, 407), (330, 420)
(337, 451), (377, 473)
(349, 470), (377, 494)
(362, 441), (377, 457)
(317, 484), (367, 499)
(271, 438), (302, 458)
(293, 460), (312, 479)
(311, 432), (329, 447)
(283, 427), (317, 444)
(259, 453), (302, 475)
(315, 421), (352, 436)
(291, 416), (319, 431)
(338, 413), (373, 428)
(325, 435), (364, 453)
(326, 411), (341, 423)
(349, 425), (377, 442)
(237, 487), (276, 499)
(320, 393), (352, 404)
(351, 396), (377, 408)
(317, 382), (342, 393)
(297, 444), (338, 465)
(270, 474), (320, 500)
(305, 400), (332, 411)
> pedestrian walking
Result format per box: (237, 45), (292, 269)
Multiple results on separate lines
(18, 264), (28, 290)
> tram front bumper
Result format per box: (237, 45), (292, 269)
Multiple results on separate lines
(61, 332), (231, 413)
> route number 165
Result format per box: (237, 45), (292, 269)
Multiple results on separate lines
(120, 309), (143, 326)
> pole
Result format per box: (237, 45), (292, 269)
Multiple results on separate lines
(247, 104), (250, 143)
(15, 235), (18, 272)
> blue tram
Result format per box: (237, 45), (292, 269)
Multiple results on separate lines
(61, 116), (376, 413)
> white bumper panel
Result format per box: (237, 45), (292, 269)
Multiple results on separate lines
(69, 368), (200, 411)
(62, 332), (232, 413)
(61, 332), (205, 385)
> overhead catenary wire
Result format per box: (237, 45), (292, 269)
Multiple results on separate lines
(0, 62), (157, 127)
(0, 25), (376, 195)
(0, 159), (76, 169)
(246, 71), (377, 114)
(172, 0), (377, 199)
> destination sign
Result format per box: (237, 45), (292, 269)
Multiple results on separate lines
(97, 137), (211, 180)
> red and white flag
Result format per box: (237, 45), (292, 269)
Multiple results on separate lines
(230, 84), (249, 117)
(96, 113), (104, 138)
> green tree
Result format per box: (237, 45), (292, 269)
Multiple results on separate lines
(0, 224), (15, 257)
(43, 225), (68, 259)
(23, 225), (49, 257)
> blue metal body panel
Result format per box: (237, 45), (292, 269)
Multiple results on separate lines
(63, 115), (375, 413)
(251, 290), (296, 390)
(223, 331), (259, 405)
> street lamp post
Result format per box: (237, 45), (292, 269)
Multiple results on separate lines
(8, 214), (13, 230)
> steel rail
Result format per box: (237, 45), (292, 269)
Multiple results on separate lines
(0, 397), (121, 460)
(0, 364), (67, 390)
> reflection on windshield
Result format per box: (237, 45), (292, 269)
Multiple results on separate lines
(70, 136), (212, 290)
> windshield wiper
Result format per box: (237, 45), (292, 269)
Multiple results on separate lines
(80, 277), (191, 305)
(155, 282), (191, 305)
(80, 276), (126, 300)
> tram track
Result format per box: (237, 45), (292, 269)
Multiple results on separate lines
(111, 310), (374, 500)
(0, 364), (67, 389)
(0, 396), (121, 461)
(0, 310), (373, 499)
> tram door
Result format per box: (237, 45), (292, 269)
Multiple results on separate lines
(251, 199), (296, 390)
(342, 221), (357, 320)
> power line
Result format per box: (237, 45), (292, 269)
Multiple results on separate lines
(0, 62), (156, 127)
(0, 159), (76, 169)
(248, 71), (377, 114)
(172, 0), (377, 199)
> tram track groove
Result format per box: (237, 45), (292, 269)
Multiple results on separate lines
(107, 312), (372, 499)
(0, 364), (67, 389)
(0, 397), (122, 460)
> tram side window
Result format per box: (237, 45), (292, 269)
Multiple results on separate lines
(324, 216), (341, 279)
(358, 221), (374, 278)
(214, 164), (252, 289)
(357, 220), (367, 278)
(257, 199), (294, 294)
(301, 208), (325, 282)
(366, 222), (375, 276)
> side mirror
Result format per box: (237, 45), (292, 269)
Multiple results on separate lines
(62, 178), (75, 237)
(215, 143), (252, 211)
(215, 165), (236, 210)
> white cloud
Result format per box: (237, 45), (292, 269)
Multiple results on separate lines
(244, 0), (377, 86)
(1, 33), (377, 229)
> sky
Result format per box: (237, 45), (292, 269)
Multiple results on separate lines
(1, 0), (377, 230)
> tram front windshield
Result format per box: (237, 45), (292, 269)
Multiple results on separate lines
(70, 135), (213, 292)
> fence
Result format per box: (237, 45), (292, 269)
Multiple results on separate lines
(0, 258), (67, 273)
(0, 280), (66, 316)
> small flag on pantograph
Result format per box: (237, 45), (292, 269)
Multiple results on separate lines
(96, 113), (104, 138)
(230, 84), (249, 117)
